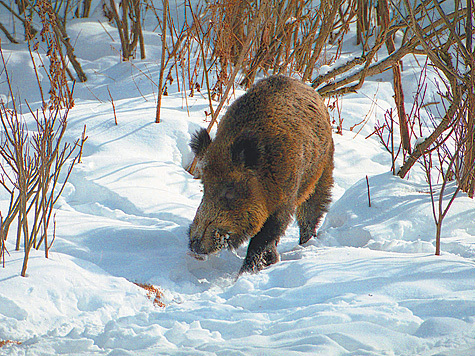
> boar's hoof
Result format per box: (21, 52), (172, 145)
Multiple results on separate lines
(239, 245), (280, 275)
(299, 230), (315, 245)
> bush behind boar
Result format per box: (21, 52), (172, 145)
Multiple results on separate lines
(189, 75), (334, 274)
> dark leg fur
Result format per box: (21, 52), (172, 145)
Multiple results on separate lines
(297, 164), (333, 245)
(239, 208), (292, 275)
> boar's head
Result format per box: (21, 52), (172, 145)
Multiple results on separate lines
(188, 128), (269, 258)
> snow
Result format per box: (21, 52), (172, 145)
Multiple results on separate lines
(1, 6), (475, 356)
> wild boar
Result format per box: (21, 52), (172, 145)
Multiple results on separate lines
(188, 75), (334, 274)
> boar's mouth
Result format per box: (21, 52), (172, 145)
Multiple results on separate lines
(188, 228), (232, 260)
(213, 229), (231, 249)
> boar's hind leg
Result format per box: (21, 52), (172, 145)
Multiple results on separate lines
(297, 165), (333, 245)
(239, 208), (292, 275)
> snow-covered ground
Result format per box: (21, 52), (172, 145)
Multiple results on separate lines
(1, 3), (475, 355)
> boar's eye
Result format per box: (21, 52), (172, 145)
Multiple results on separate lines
(220, 184), (236, 207)
(223, 188), (235, 201)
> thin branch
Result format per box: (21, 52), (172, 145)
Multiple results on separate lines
(155, 0), (168, 123)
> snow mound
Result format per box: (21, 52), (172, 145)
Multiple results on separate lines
(320, 173), (475, 258)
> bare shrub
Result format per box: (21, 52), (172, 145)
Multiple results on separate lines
(0, 6), (86, 276)
(365, 0), (474, 254)
(422, 146), (461, 256)
(1, 0), (87, 82)
(105, 0), (145, 61)
(395, 1), (474, 190)
(208, 0), (350, 88)
(0, 80), (85, 277)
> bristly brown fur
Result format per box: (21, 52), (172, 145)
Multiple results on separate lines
(189, 75), (334, 275)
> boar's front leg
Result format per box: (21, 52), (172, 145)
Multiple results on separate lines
(239, 207), (292, 275)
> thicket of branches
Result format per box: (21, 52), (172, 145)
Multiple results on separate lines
(0, 0), (86, 275)
(0, 0), (474, 257)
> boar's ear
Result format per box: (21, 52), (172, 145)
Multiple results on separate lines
(190, 128), (212, 158)
(231, 133), (260, 168)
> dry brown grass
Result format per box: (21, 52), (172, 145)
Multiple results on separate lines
(134, 282), (166, 308)
(0, 340), (21, 347)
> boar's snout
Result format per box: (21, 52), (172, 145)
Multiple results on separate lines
(188, 201), (232, 259)
(189, 233), (206, 255)
(189, 228), (229, 259)
(188, 218), (208, 256)
(188, 221), (231, 258)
